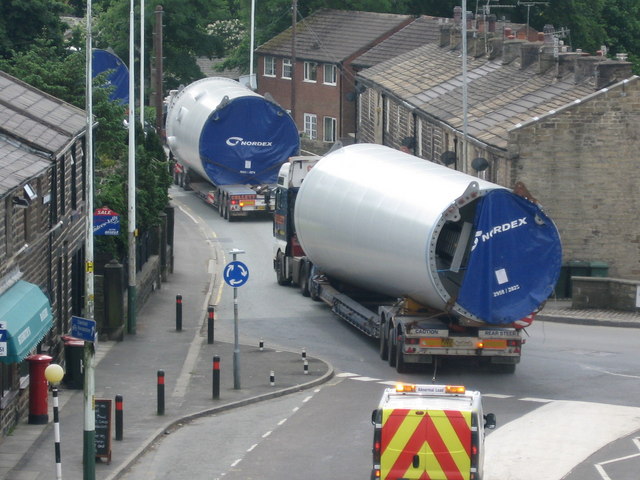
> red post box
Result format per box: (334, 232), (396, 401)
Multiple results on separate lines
(27, 354), (52, 424)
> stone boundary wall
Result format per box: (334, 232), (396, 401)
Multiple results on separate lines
(571, 276), (640, 312)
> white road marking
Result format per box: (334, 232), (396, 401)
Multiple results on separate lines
(519, 397), (554, 403)
(177, 204), (199, 224)
(351, 376), (381, 382)
(485, 401), (640, 480)
(584, 364), (640, 380)
(594, 437), (640, 480)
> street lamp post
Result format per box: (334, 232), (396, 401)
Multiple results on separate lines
(45, 364), (65, 480)
(230, 248), (245, 390)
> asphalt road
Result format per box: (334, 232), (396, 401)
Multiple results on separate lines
(121, 188), (640, 480)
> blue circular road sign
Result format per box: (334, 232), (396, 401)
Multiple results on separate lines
(224, 261), (249, 287)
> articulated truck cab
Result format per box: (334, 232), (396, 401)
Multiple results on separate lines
(371, 384), (496, 480)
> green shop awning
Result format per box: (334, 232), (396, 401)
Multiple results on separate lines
(0, 281), (53, 364)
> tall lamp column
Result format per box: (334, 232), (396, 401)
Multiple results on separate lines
(45, 364), (65, 480)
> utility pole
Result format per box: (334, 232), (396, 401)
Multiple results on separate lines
(290, 0), (297, 123)
(461, 0), (468, 172)
(153, 6), (164, 137)
(128, 0), (137, 335)
(140, 0), (145, 126)
(249, 0), (256, 89)
(83, 1), (96, 478)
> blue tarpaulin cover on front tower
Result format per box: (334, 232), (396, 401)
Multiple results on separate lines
(198, 96), (300, 186)
(457, 189), (562, 325)
(92, 49), (129, 104)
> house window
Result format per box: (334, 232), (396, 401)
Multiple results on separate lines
(59, 156), (66, 216)
(264, 56), (276, 77)
(304, 113), (317, 139)
(323, 117), (337, 142)
(304, 62), (317, 82)
(323, 64), (337, 85)
(384, 97), (390, 133)
(282, 58), (292, 79)
(416, 118), (423, 157)
(71, 146), (77, 209)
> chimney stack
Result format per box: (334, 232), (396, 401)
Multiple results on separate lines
(596, 60), (633, 89)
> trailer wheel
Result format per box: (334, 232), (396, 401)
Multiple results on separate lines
(223, 197), (230, 220)
(379, 317), (389, 361)
(276, 252), (291, 286)
(300, 261), (311, 297)
(309, 275), (321, 301)
(388, 329), (397, 367)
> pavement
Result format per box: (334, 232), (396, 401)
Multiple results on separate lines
(1, 202), (639, 479)
(0, 205), (333, 480)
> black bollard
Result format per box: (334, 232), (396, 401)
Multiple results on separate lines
(212, 355), (220, 399)
(176, 295), (182, 331)
(115, 394), (123, 440)
(157, 370), (165, 415)
(207, 306), (215, 344)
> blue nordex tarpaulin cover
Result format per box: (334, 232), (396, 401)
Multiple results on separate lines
(199, 95), (300, 185)
(457, 189), (562, 324)
(92, 49), (129, 104)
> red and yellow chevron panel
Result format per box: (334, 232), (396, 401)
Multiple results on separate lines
(381, 408), (471, 480)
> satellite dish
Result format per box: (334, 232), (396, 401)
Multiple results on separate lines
(472, 157), (490, 171)
(440, 151), (457, 165)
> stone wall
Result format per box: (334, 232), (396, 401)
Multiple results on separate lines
(572, 276), (640, 311)
(510, 79), (640, 279)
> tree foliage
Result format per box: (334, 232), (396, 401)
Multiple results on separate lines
(0, 31), (171, 260)
(0, 0), (68, 58)
(95, 0), (228, 89)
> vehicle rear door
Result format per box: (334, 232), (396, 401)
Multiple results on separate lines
(381, 408), (471, 480)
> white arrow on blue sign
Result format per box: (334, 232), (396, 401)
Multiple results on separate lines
(224, 261), (249, 287)
(71, 316), (97, 342)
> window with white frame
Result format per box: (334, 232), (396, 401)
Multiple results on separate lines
(384, 97), (390, 133)
(416, 118), (423, 156)
(282, 58), (292, 79)
(264, 56), (276, 77)
(304, 61), (317, 82)
(304, 113), (317, 139)
(323, 64), (337, 85)
(323, 116), (337, 142)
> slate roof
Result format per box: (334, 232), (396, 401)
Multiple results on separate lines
(351, 15), (448, 69)
(255, 9), (413, 63)
(358, 42), (597, 150)
(0, 71), (86, 196)
(196, 57), (241, 80)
